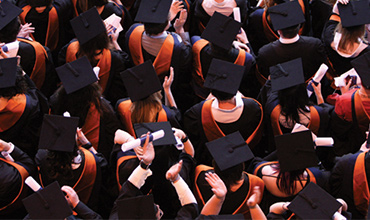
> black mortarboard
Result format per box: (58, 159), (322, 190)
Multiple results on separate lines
(268, 0), (305, 31)
(0, 0), (23, 30)
(121, 60), (162, 102)
(70, 7), (106, 45)
(275, 130), (318, 172)
(201, 11), (242, 50)
(56, 56), (98, 94)
(351, 51), (370, 89)
(196, 214), (245, 219)
(204, 58), (245, 96)
(117, 195), (156, 219)
(22, 181), (73, 219)
(338, 0), (370, 28)
(39, 114), (79, 152)
(206, 131), (254, 171)
(135, 0), (172, 24)
(288, 182), (341, 219)
(134, 121), (176, 146)
(0, 57), (18, 89)
(270, 58), (305, 92)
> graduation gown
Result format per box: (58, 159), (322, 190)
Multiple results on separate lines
(256, 36), (327, 85)
(329, 151), (370, 219)
(183, 97), (263, 166)
(253, 161), (327, 215)
(35, 148), (107, 213)
(0, 146), (35, 218)
(322, 14), (370, 77)
(58, 39), (130, 106)
(331, 89), (369, 156)
(191, 36), (256, 99)
(0, 76), (46, 158)
(125, 23), (193, 112)
(194, 165), (264, 218)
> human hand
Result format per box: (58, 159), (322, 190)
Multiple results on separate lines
(236, 28), (248, 44)
(106, 23), (119, 42)
(169, 0), (184, 22)
(336, 198), (348, 213)
(340, 78), (351, 94)
(61, 186), (80, 209)
(232, 41), (250, 53)
(163, 67), (174, 92)
(166, 160), (183, 182)
(76, 128), (90, 145)
(172, 127), (186, 140)
(114, 129), (135, 145)
(174, 9), (187, 33)
(137, 133), (155, 165)
(247, 186), (262, 208)
(205, 172), (227, 200)
(17, 23), (35, 39)
(0, 139), (11, 152)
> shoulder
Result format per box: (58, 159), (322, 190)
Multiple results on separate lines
(104, 2), (123, 16)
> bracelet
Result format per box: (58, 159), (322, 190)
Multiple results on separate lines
(181, 136), (188, 143)
(82, 142), (92, 149)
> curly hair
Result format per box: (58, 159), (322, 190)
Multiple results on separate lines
(0, 67), (28, 99)
(45, 146), (79, 180)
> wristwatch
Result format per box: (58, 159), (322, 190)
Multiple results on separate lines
(140, 159), (151, 170)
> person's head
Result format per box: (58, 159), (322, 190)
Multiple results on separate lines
(77, 31), (110, 66)
(0, 66), (27, 100)
(26, 0), (52, 7)
(77, 0), (108, 13)
(45, 145), (79, 180)
(144, 20), (170, 36)
(275, 163), (306, 195)
(51, 82), (103, 127)
(0, 17), (20, 43)
(335, 23), (366, 51)
(278, 83), (311, 126)
(213, 160), (244, 190)
(278, 24), (300, 39)
(211, 89), (235, 101)
(130, 91), (163, 124)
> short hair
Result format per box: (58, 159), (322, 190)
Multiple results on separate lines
(26, 0), (52, 7)
(0, 67), (28, 99)
(213, 160), (244, 190)
(0, 18), (20, 43)
(144, 20), (169, 35)
(211, 90), (235, 101)
(279, 24), (300, 38)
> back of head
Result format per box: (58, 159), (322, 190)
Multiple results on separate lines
(130, 91), (163, 124)
(0, 67), (28, 99)
(144, 20), (169, 36)
(277, 168), (306, 195)
(26, 0), (52, 7)
(336, 23), (366, 51)
(77, 31), (109, 65)
(0, 17), (20, 43)
(279, 24), (300, 38)
(211, 90), (235, 101)
(213, 160), (244, 190)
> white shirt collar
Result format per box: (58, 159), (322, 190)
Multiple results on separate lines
(279, 35), (300, 44)
(212, 93), (243, 112)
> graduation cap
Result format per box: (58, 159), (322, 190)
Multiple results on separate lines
(201, 11), (242, 50)
(268, 0), (305, 31)
(196, 214), (245, 219)
(22, 181), (73, 219)
(351, 51), (370, 89)
(121, 60), (162, 102)
(134, 121), (176, 146)
(204, 58), (245, 96)
(288, 182), (341, 219)
(117, 195), (156, 219)
(0, 57), (18, 89)
(56, 56), (98, 94)
(0, 0), (23, 31)
(338, 0), (370, 28)
(70, 7), (106, 45)
(206, 131), (254, 171)
(38, 114), (79, 152)
(275, 130), (318, 172)
(135, 0), (172, 24)
(270, 58), (305, 92)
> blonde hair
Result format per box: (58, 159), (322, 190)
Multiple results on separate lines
(130, 91), (163, 124)
(335, 23), (365, 53)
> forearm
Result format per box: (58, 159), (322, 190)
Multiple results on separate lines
(172, 176), (197, 206)
(128, 165), (152, 189)
(269, 202), (289, 215)
(200, 195), (224, 216)
(249, 205), (267, 220)
(183, 139), (194, 158)
(164, 88), (177, 108)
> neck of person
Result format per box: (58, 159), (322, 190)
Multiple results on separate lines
(229, 178), (244, 192)
(278, 33), (300, 44)
(35, 6), (48, 13)
(218, 97), (236, 110)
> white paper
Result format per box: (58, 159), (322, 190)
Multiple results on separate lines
(25, 176), (42, 192)
(104, 14), (123, 34)
(334, 68), (360, 87)
(233, 7), (241, 22)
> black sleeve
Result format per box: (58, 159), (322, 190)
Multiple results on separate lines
(321, 17), (338, 48)
(11, 145), (36, 175)
(175, 203), (199, 220)
(74, 202), (103, 219)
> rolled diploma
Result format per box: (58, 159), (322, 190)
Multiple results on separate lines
(25, 176), (42, 192)
(121, 130), (165, 152)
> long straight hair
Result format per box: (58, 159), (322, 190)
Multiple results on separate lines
(130, 91), (163, 124)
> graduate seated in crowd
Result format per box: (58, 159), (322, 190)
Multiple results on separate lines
(0, 138), (35, 219)
(194, 132), (265, 218)
(263, 58), (333, 152)
(0, 0), (58, 98)
(331, 52), (370, 156)
(34, 114), (108, 218)
(191, 11), (256, 100)
(59, 7), (129, 106)
(125, 0), (193, 113)
(0, 57), (46, 158)
(322, 0), (370, 77)
(189, 0), (250, 37)
(247, 0), (310, 55)
(184, 59), (263, 165)
(253, 131), (329, 214)
(256, 1), (327, 86)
